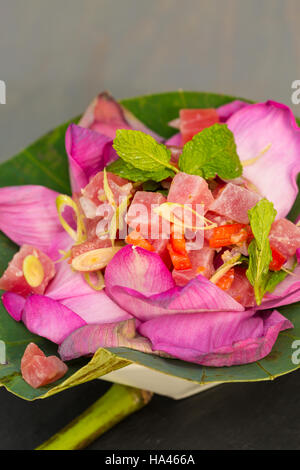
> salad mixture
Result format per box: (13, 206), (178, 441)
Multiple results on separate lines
(1, 92), (300, 389)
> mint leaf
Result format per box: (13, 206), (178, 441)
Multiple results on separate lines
(265, 270), (288, 294)
(179, 123), (243, 179)
(107, 158), (174, 183)
(113, 129), (178, 175)
(246, 199), (277, 305)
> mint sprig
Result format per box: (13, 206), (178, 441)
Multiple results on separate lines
(107, 158), (174, 183)
(111, 130), (178, 182)
(178, 123), (243, 180)
(246, 199), (277, 305)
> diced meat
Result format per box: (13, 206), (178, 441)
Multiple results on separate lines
(21, 342), (68, 389)
(179, 109), (219, 144)
(21, 343), (44, 370)
(172, 244), (215, 286)
(209, 183), (261, 224)
(0, 245), (55, 297)
(168, 172), (214, 213)
(226, 267), (255, 307)
(126, 191), (167, 238)
(269, 219), (300, 257)
(82, 171), (132, 206)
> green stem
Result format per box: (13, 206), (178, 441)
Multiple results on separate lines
(36, 384), (152, 451)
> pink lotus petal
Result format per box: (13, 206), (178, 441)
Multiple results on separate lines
(46, 259), (131, 324)
(227, 101), (300, 218)
(23, 295), (86, 344)
(295, 215), (300, 263)
(217, 100), (249, 122)
(105, 245), (243, 320)
(105, 245), (175, 299)
(165, 133), (182, 146)
(46, 231), (73, 262)
(46, 259), (97, 300)
(59, 319), (153, 361)
(2, 292), (25, 321)
(0, 185), (65, 257)
(61, 293), (131, 325)
(110, 271), (244, 322)
(79, 92), (162, 141)
(139, 309), (293, 366)
(65, 124), (116, 193)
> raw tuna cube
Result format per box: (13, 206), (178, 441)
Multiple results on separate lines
(209, 183), (261, 224)
(0, 245), (55, 297)
(269, 219), (300, 257)
(179, 108), (219, 144)
(21, 343), (68, 389)
(126, 191), (167, 239)
(82, 171), (132, 206)
(172, 244), (215, 286)
(168, 172), (214, 213)
(226, 267), (255, 307)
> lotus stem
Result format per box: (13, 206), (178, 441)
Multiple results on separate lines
(36, 384), (152, 451)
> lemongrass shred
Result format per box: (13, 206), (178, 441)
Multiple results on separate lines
(210, 253), (242, 284)
(153, 202), (217, 231)
(56, 194), (86, 242)
(83, 271), (105, 291)
(242, 143), (272, 167)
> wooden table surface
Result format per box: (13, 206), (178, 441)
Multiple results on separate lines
(0, 0), (300, 450)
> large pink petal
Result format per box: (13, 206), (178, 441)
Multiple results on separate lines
(46, 259), (132, 324)
(0, 185), (65, 257)
(105, 245), (175, 298)
(227, 101), (300, 218)
(139, 309), (293, 366)
(59, 319), (153, 361)
(22, 295), (86, 344)
(65, 124), (116, 193)
(2, 292), (25, 322)
(105, 246), (243, 321)
(217, 100), (249, 122)
(79, 92), (162, 141)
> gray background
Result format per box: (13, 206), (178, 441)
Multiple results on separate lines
(0, 0), (299, 163)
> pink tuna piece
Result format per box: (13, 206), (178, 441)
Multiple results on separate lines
(82, 171), (132, 207)
(226, 267), (255, 307)
(269, 218), (300, 257)
(126, 191), (167, 239)
(209, 183), (261, 224)
(0, 245), (55, 297)
(168, 172), (214, 213)
(172, 244), (215, 286)
(21, 343), (68, 389)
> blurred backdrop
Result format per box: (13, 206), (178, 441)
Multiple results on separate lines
(0, 0), (299, 161)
